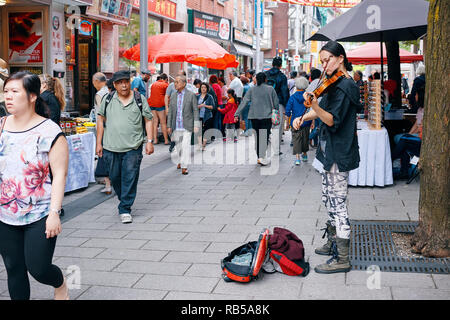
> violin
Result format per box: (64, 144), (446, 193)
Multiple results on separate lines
(304, 70), (346, 107)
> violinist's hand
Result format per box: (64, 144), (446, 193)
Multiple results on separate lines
(292, 117), (304, 130)
(303, 92), (318, 109)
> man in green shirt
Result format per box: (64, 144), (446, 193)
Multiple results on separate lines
(96, 70), (154, 224)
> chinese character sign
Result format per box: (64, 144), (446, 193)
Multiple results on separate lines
(51, 11), (66, 72)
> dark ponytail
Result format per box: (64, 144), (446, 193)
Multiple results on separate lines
(320, 40), (353, 72)
(4, 71), (50, 117)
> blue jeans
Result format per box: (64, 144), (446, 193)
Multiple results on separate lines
(241, 104), (252, 133)
(103, 145), (143, 215)
(309, 118), (321, 145)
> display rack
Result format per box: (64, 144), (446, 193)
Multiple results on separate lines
(367, 80), (383, 130)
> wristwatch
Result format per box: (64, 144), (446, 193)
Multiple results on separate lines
(147, 139), (153, 143)
(49, 208), (62, 215)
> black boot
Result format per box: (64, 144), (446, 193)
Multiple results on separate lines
(315, 221), (336, 256)
(314, 237), (351, 274)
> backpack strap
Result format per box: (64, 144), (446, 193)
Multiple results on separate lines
(103, 90), (116, 120)
(133, 90), (143, 113)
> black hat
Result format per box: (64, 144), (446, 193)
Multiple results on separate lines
(112, 70), (131, 82)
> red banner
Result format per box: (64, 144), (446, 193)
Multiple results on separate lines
(8, 12), (43, 64)
(132, 0), (177, 20)
(269, 0), (361, 8)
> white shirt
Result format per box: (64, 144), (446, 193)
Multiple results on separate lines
(229, 77), (244, 98)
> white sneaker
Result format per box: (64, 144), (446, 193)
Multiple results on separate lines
(120, 214), (133, 224)
(259, 157), (270, 166)
(100, 187), (112, 194)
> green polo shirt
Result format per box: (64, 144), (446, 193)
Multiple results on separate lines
(98, 91), (153, 153)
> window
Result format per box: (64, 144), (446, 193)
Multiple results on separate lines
(289, 18), (295, 40)
(301, 23), (306, 44)
(234, 0), (238, 27)
(248, 1), (252, 33)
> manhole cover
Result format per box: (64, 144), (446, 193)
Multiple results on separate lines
(350, 220), (449, 274)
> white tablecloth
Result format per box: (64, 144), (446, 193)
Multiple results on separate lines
(65, 132), (96, 192)
(349, 121), (393, 187)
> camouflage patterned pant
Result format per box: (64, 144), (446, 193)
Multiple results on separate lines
(321, 163), (351, 239)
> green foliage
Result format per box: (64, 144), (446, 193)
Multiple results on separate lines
(399, 40), (420, 51)
(119, 13), (159, 69)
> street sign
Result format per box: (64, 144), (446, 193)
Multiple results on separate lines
(293, 55), (300, 67)
(254, 0), (264, 31)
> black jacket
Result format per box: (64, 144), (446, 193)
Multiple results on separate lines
(41, 90), (61, 125)
(408, 75), (425, 113)
(265, 67), (290, 107)
(316, 77), (360, 172)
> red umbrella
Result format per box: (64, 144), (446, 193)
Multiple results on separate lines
(123, 32), (239, 70)
(347, 42), (423, 65)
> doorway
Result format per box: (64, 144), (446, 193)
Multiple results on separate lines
(74, 23), (98, 116)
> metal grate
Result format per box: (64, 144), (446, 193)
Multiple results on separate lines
(350, 220), (449, 274)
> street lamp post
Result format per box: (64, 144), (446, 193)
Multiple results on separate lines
(140, 0), (148, 74)
(255, 0), (261, 72)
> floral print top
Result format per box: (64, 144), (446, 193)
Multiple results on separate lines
(0, 118), (64, 226)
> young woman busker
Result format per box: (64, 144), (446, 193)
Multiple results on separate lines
(0, 71), (69, 299)
(293, 41), (360, 274)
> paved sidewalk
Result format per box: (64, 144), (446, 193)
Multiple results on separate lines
(0, 132), (449, 300)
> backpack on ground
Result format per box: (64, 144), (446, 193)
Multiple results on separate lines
(262, 227), (310, 277)
(263, 250), (310, 277)
(221, 228), (270, 283)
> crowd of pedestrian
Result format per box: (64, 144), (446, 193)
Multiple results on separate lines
(0, 38), (429, 299)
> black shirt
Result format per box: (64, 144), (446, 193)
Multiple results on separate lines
(40, 90), (61, 125)
(316, 77), (361, 172)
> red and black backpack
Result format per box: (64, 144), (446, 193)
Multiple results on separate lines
(221, 228), (270, 283)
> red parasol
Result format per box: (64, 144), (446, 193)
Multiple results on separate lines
(347, 42), (423, 65)
(123, 32), (239, 70)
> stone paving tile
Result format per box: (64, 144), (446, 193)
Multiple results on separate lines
(68, 229), (130, 239)
(114, 260), (191, 276)
(391, 288), (450, 300)
(54, 246), (105, 259)
(164, 224), (225, 233)
(164, 291), (255, 300)
(299, 283), (392, 300)
(77, 270), (143, 287)
(183, 232), (248, 243)
(77, 286), (167, 300)
(80, 238), (148, 250)
(96, 248), (168, 262)
(55, 257), (123, 272)
(134, 274), (220, 293)
(147, 216), (204, 224)
(124, 231), (188, 241)
(162, 252), (224, 264)
(142, 240), (211, 252)
(432, 274), (450, 290)
(346, 271), (436, 289)
(184, 263), (222, 278)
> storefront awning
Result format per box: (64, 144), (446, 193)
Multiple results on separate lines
(232, 43), (255, 58)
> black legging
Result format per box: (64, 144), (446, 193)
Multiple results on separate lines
(0, 217), (64, 300)
(251, 118), (272, 158)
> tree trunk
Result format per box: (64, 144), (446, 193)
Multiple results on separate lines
(385, 41), (402, 109)
(410, 0), (450, 257)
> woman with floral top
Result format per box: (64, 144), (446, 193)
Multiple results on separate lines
(0, 71), (69, 300)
